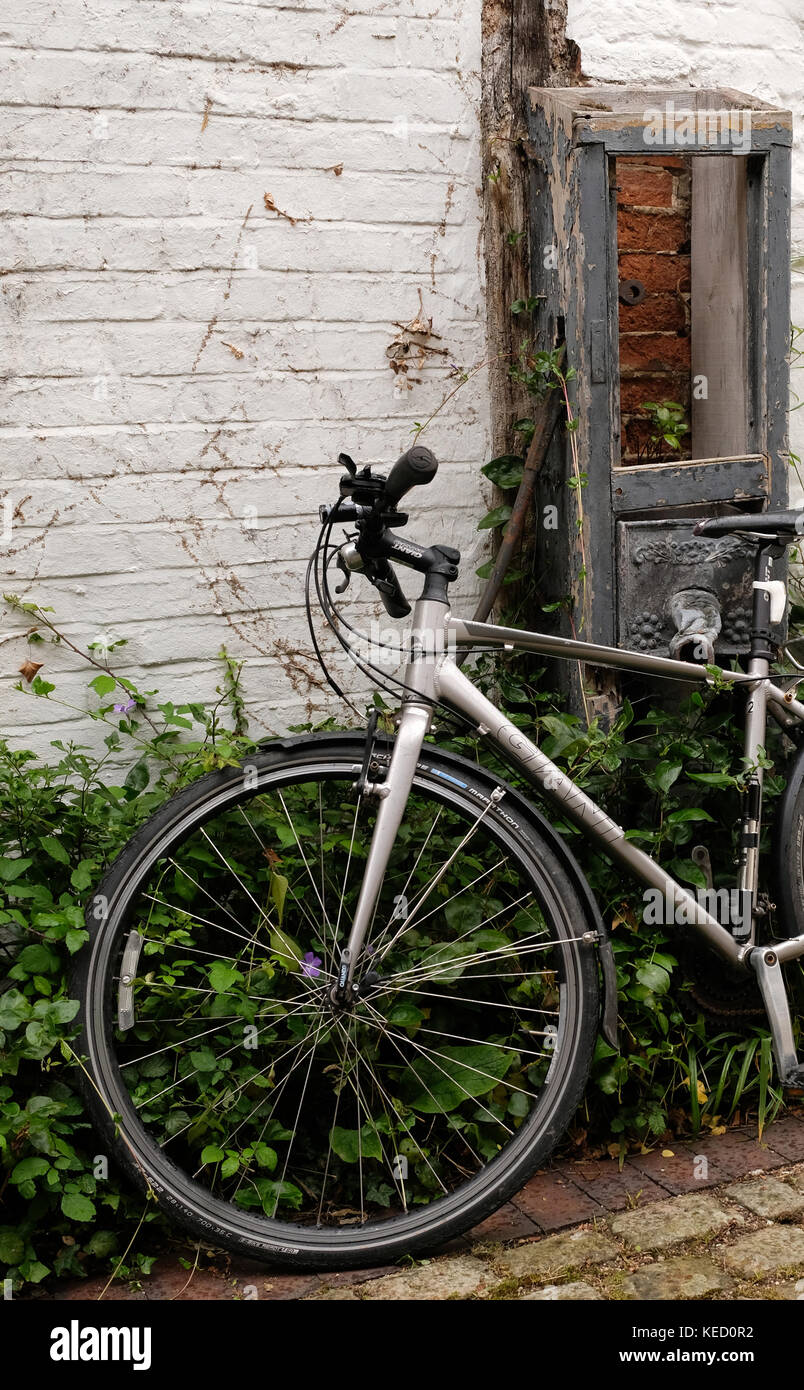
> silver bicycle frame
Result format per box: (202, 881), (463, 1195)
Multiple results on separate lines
(338, 598), (804, 1009)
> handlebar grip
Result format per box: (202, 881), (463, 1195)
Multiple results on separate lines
(372, 557), (411, 619)
(384, 445), (438, 509)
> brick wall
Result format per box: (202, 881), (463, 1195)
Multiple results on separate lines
(0, 0), (490, 754)
(616, 155), (692, 462)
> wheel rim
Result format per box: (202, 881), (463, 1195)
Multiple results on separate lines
(85, 756), (588, 1251)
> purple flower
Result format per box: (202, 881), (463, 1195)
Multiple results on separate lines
(114, 698), (137, 713)
(301, 951), (322, 979)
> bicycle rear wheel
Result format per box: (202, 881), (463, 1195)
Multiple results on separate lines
(75, 735), (599, 1269)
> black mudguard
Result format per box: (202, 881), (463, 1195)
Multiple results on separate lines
(269, 731), (619, 1050)
(771, 739), (804, 938)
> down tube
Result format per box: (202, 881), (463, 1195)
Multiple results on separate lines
(434, 657), (744, 966)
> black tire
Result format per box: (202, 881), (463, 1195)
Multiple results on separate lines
(773, 742), (804, 939)
(73, 735), (599, 1271)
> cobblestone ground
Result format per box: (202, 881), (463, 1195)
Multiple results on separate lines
(45, 1112), (804, 1302)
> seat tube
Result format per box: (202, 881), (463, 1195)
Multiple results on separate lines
(736, 546), (777, 933)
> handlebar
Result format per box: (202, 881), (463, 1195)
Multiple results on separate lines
(322, 444), (459, 617)
(383, 445), (439, 509)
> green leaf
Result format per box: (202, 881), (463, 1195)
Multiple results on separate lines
(481, 454), (525, 489)
(668, 858), (708, 889)
(269, 871), (289, 926)
(402, 1044), (513, 1114)
(61, 1192), (96, 1221)
(10, 1156), (49, 1184)
(418, 939), (477, 984)
(39, 835), (70, 866)
(89, 674), (116, 698)
(687, 771), (738, 787)
(201, 1145), (225, 1164)
(0, 856), (33, 882)
(189, 1048), (217, 1072)
(477, 504), (512, 532)
(0, 1229), (25, 1264)
(16, 944), (55, 974)
(635, 962), (671, 995)
(86, 1230), (117, 1257)
(208, 961), (243, 994)
(0, 989), (32, 1029)
(47, 999), (79, 1024)
(124, 759), (149, 796)
(70, 861), (95, 891)
(665, 808), (715, 824)
(269, 925), (301, 972)
(387, 1001), (424, 1027)
(257, 1179), (302, 1213)
(443, 894), (498, 935)
(329, 1126), (382, 1163)
(653, 760), (682, 793)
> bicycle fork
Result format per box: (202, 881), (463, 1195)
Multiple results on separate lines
(331, 698), (432, 1005)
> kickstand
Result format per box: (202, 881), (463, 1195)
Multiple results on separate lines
(751, 948), (804, 1089)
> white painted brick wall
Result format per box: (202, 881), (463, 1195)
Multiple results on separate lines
(2, 2), (802, 760)
(0, 0), (491, 752)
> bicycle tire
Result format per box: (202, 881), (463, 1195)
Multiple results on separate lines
(73, 735), (599, 1270)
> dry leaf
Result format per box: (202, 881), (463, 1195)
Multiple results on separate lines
(263, 191), (297, 225)
(19, 660), (43, 682)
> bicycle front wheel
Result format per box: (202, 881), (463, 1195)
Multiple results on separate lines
(75, 735), (599, 1269)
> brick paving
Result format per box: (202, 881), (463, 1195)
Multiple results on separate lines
(38, 1109), (804, 1302)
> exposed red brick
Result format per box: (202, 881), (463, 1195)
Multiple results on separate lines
(619, 252), (692, 294)
(619, 333), (690, 372)
(619, 295), (687, 332)
(617, 166), (674, 208)
(617, 154), (687, 171)
(515, 1171), (605, 1231)
(618, 375), (690, 411)
(618, 211), (689, 253)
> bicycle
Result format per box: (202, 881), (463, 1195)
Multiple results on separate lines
(75, 445), (804, 1270)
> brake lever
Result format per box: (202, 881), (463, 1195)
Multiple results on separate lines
(333, 540), (365, 595)
(334, 552), (351, 594)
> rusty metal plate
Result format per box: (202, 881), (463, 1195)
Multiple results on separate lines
(616, 518), (757, 655)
